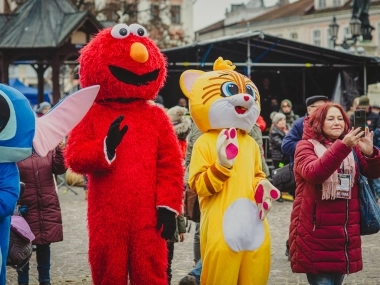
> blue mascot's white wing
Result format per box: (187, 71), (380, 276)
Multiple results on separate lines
(33, 85), (99, 157)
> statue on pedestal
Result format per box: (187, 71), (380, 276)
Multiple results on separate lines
(352, 0), (374, 40)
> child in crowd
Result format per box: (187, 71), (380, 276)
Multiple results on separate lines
(166, 216), (186, 284)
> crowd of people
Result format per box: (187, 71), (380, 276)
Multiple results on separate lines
(8, 91), (380, 285)
(2, 21), (379, 285)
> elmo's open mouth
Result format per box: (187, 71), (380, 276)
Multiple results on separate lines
(235, 106), (248, 114)
(109, 65), (160, 86)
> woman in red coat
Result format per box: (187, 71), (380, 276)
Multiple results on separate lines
(289, 102), (380, 285)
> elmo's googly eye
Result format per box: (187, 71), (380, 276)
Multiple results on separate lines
(129, 24), (147, 37)
(111, 24), (130, 39)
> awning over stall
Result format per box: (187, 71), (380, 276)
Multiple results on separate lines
(161, 31), (380, 111)
(9, 78), (51, 105)
(163, 30), (380, 69)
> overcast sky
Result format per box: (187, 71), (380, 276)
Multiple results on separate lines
(193, 0), (278, 32)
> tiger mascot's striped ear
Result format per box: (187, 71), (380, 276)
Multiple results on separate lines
(179, 70), (204, 99)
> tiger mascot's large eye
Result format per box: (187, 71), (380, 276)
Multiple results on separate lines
(221, 82), (239, 97)
(246, 85), (256, 98)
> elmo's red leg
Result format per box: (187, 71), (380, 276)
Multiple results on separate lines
(129, 227), (168, 285)
(88, 219), (129, 285)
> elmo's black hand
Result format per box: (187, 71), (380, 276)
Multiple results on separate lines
(105, 115), (128, 159)
(156, 208), (176, 239)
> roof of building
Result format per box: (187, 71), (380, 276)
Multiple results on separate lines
(0, 0), (103, 49)
(0, 14), (14, 28)
(249, 0), (314, 23)
(304, 0), (380, 15)
(196, 19), (225, 34)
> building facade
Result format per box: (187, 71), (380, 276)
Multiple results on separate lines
(197, 0), (380, 56)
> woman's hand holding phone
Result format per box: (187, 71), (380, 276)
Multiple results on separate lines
(358, 127), (374, 157)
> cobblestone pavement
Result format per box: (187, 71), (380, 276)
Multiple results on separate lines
(6, 187), (380, 285)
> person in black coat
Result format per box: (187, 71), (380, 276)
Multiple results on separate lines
(269, 112), (289, 169)
(349, 95), (380, 131)
(281, 95), (329, 163)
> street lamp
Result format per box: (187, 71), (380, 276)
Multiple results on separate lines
(350, 17), (362, 37)
(329, 16), (362, 50)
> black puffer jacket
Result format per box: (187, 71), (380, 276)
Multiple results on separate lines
(269, 126), (288, 163)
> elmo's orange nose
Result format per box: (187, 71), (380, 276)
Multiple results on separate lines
(130, 42), (149, 63)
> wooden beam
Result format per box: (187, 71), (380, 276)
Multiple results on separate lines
(0, 54), (9, 84)
(31, 63), (49, 104)
(51, 55), (61, 104)
(1, 44), (80, 61)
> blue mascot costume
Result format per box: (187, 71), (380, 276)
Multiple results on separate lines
(0, 84), (36, 285)
(0, 83), (99, 285)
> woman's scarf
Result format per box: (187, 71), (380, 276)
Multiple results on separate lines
(308, 139), (356, 200)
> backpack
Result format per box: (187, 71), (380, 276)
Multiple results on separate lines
(7, 213), (35, 270)
(184, 184), (200, 223)
(271, 163), (296, 196)
(7, 183), (35, 271)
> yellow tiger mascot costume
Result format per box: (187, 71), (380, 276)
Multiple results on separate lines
(180, 57), (280, 285)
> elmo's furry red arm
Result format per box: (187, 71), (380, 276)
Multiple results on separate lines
(65, 108), (114, 174)
(155, 109), (184, 215)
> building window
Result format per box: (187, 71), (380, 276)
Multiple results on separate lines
(312, 29), (321, 46)
(290, 32), (298, 40)
(318, 0), (326, 8)
(170, 5), (181, 24)
(150, 4), (160, 20)
(333, 0), (341, 6)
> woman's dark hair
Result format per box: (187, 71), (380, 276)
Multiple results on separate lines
(308, 102), (350, 140)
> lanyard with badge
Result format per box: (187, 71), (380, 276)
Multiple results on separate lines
(336, 162), (352, 199)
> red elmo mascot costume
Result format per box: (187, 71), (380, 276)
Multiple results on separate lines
(65, 23), (183, 285)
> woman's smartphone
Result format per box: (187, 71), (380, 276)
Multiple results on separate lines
(354, 110), (366, 137)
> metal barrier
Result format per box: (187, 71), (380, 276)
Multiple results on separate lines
(262, 135), (274, 172)
(262, 135), (270, 160)
(56, 173), (78, 195)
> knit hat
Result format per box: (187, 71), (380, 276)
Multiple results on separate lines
(37, 101), (51, 113)
(358, 95), (370, 108)
(155, 95), (164, 105)
(281, 99), (292, 108)
(272, 112), (286, 124)
(305, 95), (328, 107)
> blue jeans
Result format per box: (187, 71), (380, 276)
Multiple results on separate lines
(306, 273), (345, 285)
(18, 244), (51, 283)
(189, 259), (202, 284)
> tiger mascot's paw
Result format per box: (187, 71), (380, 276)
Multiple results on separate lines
(254, 180), (281, 220)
